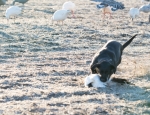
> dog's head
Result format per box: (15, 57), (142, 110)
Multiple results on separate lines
(91, 61), (116, 82)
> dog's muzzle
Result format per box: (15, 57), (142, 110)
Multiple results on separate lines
(100, 75), (110, 82)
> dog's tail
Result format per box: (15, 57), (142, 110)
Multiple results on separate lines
(122, 34), (138, 50)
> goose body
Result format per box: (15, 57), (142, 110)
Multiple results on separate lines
(12, 0), (28, 5)
(129, 8), (140, 21)
(5, 6), (22, 20)
(52, 9), (71, 25)
(84, 74), (106, 88)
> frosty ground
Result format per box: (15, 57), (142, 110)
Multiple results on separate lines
(0, 0), (150, 114)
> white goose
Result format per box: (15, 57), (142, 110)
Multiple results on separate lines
(129, 4), (150, 22)
(51, 9), (71, 25)
(84, 74), (106, 88)
(5, 6), (22, 22)
(129, 8), (140, 21)
(62, 1), (76, 17)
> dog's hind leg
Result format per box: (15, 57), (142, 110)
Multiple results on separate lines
(111, 77), (131, 84)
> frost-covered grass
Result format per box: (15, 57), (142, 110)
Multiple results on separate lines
(0, 0), (150, 114)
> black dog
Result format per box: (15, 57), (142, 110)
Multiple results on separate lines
(90, 34), (138, 83)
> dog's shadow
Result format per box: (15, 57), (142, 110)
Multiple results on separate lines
(92, 76), (150, 103)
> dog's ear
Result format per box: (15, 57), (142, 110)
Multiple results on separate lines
(91, 63), (101, 69)
(90, 63), (101, 73)
(111, 65), (116, 74)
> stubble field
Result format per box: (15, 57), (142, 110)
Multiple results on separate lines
(0, 0), (150, 114)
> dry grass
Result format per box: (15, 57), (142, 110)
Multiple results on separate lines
(0, 0), (150, 114)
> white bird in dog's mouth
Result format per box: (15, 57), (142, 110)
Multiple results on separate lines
(84, 74), (106, 88)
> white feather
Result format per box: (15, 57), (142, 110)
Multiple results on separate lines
(5, 6), (22, 19)
(84, 74), (106, 88)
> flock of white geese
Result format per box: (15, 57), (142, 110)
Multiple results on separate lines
(0, 0), (150, 24)
(1, 0), (76, 23)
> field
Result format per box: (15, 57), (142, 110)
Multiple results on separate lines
(0, 0), (150, 114)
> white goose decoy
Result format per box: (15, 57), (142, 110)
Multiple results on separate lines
(0, 0), (7, 6)
(84, 74), (106, 88)
(51, 9), (71, 25)
(5, 6), (22, 22)
(129, 8), (140, 21)
(12, 0), (28, 6)
(62, 1), (75, 17)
